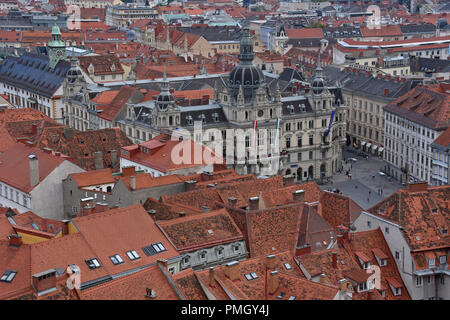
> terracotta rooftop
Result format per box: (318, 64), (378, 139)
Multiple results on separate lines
(69, 168), (115, 188)
(156, 209), (244, 253)
(367, 184), (450, 251)
(82, 264), (180, 300)
(0, 142), (67, 193)
(433, 126), (450, 148)
(318, 191), (363, 229)
(71, 204), (179, 276)
(78, 54), (124, 77)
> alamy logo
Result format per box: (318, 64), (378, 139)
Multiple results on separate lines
(66, 264), (81, 290)
(170, 121), (282, 176)
(66, 5), (81, 31)
(366, 265), (381, 290)
(366, 5), (382, 30)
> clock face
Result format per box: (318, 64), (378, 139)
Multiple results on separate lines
(56, 50), (64, 58)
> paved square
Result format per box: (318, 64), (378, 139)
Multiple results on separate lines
(317, 147), (405, 210)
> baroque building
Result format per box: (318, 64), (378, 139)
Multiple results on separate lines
(63, 28), (347, 180)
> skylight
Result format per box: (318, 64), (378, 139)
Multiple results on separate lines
(1, 270), (17, 283)
(126, 250), (140, 260)
(284, 263), (292, 270)
(245, 272), (259, 281)
(142, 243), (166, 256)
(86, 258), (101, 269)
(110, 254), (124, 265)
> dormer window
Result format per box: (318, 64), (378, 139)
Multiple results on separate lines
(363, 262), (370, 270)
(199, 114), (206, 123)
(428, 258), (435, 267)
(186, 115), (193, 125)
(379, 259), (387, 267)
(439, 255), (447, 265)
(358, 281), (368, 292)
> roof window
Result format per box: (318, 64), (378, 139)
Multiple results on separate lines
(126, 250), (140, 260)
(0, 270), (17, 283)
(85, 258), (101, 269)
(110, 254), (124, 265)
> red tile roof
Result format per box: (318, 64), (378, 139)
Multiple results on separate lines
(122, 133), (223, 173)
(69, 168), (115, 187)
(98, 86), (139, 122)
(118, 172), (183, 190)
(433, 127), (450, 148)
(286, 28), (323, 39)
(361, 25), (402, 37)
(367, 184), (450, 251)
(81, 264), (180, 300)
(157, 209), (244, 253)
(318, 191), (363, 229)
(78, 54), (124, 76)
(71, 204), (179, 275)
(0, 142), (68, 192)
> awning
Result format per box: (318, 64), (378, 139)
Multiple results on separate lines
(361, 141), (366, 146)
(366, 143), (372, 148)
(373, 145), (378, 150)
(378, 147), (384, 152)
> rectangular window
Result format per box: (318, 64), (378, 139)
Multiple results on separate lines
(0, 270), (17, 283)
(126, 250), (140, 260)
(110, 254), (124, 265)
(86, 258), (101, 269)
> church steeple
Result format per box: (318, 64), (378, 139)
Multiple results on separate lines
(238, 27), (255, 65)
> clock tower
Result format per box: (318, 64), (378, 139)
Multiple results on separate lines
(48, 24), (66, 69)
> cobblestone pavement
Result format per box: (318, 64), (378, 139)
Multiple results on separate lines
(317, 147), (405, 210)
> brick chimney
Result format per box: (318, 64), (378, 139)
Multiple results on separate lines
(224, 261), (240, 281)
(319, 273), (327, 284)
(248, 197), (259, 211)
(178, 211), (186, 217)
(130, 176), (136, 190)
(209, 267), (215, 287)
(122, 166), (136, 177)
(283, 175), (294, 187)
(336, 234), (343, 248)
(228, 197), (237, 208)
(95, 203), (109, 213)
(8, 234), (22, 247)
(266, 254), (276, 270)
(184, 180), (197, 192)
(295, 244), (311, 256)
(157, 258), (168, 271)
(201, 171), (213, 181)
(269, 271), (279, 295)
(292, 189), (305, 202)
(61, 220), (70, 236)
(384, 88), (389, 96)
(407, 182), (428, 192)
(332, 251), (337, 268)
(32, 269), (57, 294)
(29, 154), (39, 188)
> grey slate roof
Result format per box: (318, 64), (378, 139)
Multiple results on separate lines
(180, 104), (228, 127)
(176, 26), (242, 42)
(410, 56), (450, 73)
(400, 23), (436, 35)
(323, 65), (418, 102)
(281, 96), (313, 116)
(0, 53), (70, 98)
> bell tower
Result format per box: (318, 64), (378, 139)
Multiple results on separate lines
(48, 23), (66, 69)
(152, 66), (180, 131)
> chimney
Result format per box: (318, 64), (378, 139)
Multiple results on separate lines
(224, 261), (240, 281)
(336, 234), (343, 248)
(209, 267), (215, 287)
(130, 176), (136, 190)
(57, 217), (70, 235)
(283, 175), (294, 187)
(248, 196), (259, 211)
(201, 171), (213, 181)
(338, 278), (350, 292)
(266, 254), (276, 270)
(29, 155), (39, 187)
(32, 269), (57, 295)
(157, 258), (168, 271)
(384, 88), (389, 96)
(8, 234), (22, 247)
(228, 197), (237, 208)
(43, 147), (52, 154)
(377, 73), (382, 79)
(394, 76), (399, 82)
(144, 288), (157, 299)
(110, 150), (118, 168)
(332, 251), (337, 268)
(201, 206), (210, 213)
(93, 151), (104, 170)
(178, 211), (186, 217)
(295, 244), (311, 256)
(269, 271), (279, 295)
(292, 189), (305, 202)
(401, 77), (406, 82)
(95, 203), (109, 213)
(31, 124), (37, 135)
(122, 166), (136, 177)
(184, 180), (197, 192)
(385, 74), (391, 81)
(319, 273), (327, 284)
(407, 182), (428, 192)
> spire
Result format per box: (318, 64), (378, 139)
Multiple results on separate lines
(238, 26), (255, 64)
